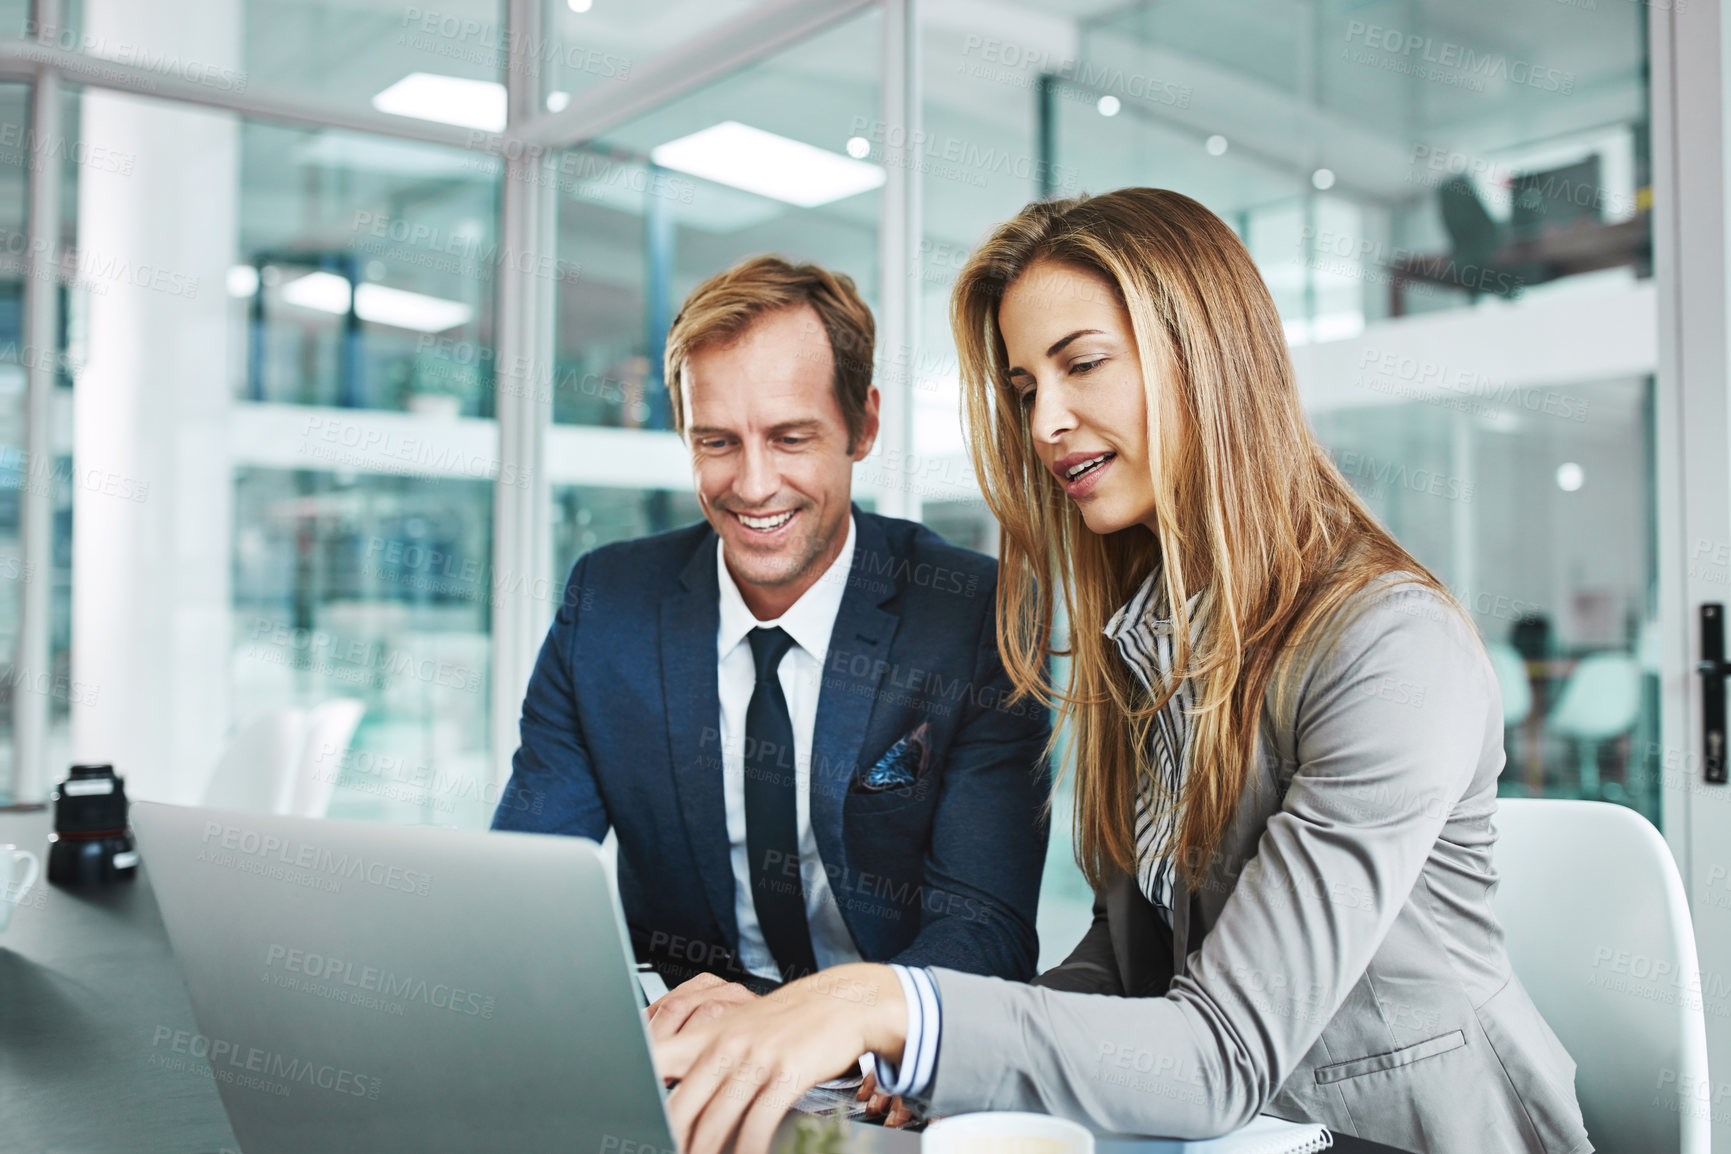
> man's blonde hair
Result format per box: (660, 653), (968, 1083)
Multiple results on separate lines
(664, 255), (876, 448)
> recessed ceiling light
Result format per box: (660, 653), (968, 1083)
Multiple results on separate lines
(281, 271), (352, 314)
(1097, 95), (1121, 117)
(1556, 462), (1584, 492)
(280, 271), (474, 333)
(845, 135), (870, 159)
(372, 73), (507, 133)
(1205, 134), (1228, 156)
(226, 265), (259, 298)
(568, 0), (593, 10)
(546, 90), (571, 113)
(1312, 167), (1336, 191)
(650, 121), (885, 208)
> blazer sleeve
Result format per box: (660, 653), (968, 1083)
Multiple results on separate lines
(919, 585), (1491, 1138)
(885, 596), (1053, 981)
(490, 555), (609, 839)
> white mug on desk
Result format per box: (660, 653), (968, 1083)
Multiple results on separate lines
(923, 1112), (1094, 1154)
(0, 844), (41, 931)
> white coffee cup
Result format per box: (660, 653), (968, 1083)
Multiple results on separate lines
(923, 1112), (1095, 1154)
(0, 844), (41, 932)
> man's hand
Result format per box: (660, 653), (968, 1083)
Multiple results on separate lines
(653, 962), (906, 1154)
(647, 972), (758, 1040)
(856, 1068), (916, 1127)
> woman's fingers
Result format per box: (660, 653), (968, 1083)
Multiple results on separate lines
(650, 1022), (708, 1083)
(732, 1081), (799, 1154)
(678, 1047), (804, 1154)
(885, 1096), (914, 1128)
(855, 1068), (878, 1101)
(664, 1036), (737, 1152)
(683, 1055), (755, 1154)
(648, 971), (724, 1017)
(651, 964), (908, 1153)
(648, 976), (755, 1041)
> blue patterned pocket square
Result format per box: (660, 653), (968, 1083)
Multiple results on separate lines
(856, 722), (933, 793)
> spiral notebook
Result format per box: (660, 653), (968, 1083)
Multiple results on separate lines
(1100, 1115), (1333, 1154)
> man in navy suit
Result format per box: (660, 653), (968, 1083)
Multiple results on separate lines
(492, 255), (1050, 1020)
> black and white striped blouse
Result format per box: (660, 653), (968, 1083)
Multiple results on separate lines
(1102, 568), (1209, 924)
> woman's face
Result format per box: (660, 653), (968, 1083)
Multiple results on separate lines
(1000, 260), (1161, 536)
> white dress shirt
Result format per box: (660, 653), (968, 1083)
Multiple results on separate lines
(716, 515), (864, 982)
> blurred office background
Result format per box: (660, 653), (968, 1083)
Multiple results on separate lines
(0, 2), (1658, 968)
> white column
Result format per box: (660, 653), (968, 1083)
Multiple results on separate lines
(71, 0), (239, 801)
(873, 0), (920, 521)
(488, 0), (554, 795)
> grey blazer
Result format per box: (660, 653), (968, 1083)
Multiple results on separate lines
(922, 579), (1592, 1153)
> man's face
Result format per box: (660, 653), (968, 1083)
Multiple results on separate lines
(682, 304), (879, 618)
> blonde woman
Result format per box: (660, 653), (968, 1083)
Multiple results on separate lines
(654, 189), (1590, 1154)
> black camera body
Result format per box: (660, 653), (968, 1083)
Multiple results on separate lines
(46, 764), (139, 885)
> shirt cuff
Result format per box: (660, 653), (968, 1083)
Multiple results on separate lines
(869, 964), (941, 1100)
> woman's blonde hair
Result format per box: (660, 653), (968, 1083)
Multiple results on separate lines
(954, 188), (1454, 889)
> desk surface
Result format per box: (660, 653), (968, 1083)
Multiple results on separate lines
(0, 811), (1406, 1154)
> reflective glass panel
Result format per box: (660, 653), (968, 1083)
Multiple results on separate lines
(234, 121), (499, 415)
(232, 468), (496, 826)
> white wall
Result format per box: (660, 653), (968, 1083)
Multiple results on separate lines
(71, 0), (240, 802)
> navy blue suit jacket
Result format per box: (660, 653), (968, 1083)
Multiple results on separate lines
(492, 508), (1052, 985)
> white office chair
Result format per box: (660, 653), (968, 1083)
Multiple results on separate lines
(288, 698), (365, 818)
(200, 708), (308, 813)
(1493, 799), (1709, 1154)
(200, 699), (364, 817)
(1548, 653), (1640, 798)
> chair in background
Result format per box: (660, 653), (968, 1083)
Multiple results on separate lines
(199, 699), (364, 818)
(1493, 799), (1708, 1154)
(1486, 641), (1534, 784)
(1548, 652), (1641, 798)
(200, 708), (306, 814)
(289, 698), (366, 818)
(1486, 640), (1533, 726)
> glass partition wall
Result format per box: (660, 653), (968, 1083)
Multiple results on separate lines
(0, 79), (73, 798)
(0, 0), (904, 818)
(0, 1), (1663, 968)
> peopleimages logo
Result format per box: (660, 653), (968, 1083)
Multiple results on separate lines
(150, 1026), (380, 1100)
(198, 820), (433, 897)
(263, 944), (496, 1018)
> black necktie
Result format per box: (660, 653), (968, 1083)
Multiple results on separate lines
(744, 626), (818, 982)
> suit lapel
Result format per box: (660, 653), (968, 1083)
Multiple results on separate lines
(659, 532), (737, 945)
(809, 511), (901, 881)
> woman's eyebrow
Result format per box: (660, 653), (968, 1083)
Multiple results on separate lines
(1045, 329), (1104, 358)
(1005, 329), (1107, 378)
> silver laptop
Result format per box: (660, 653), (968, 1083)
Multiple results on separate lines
(133, 802), (679, 1154)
